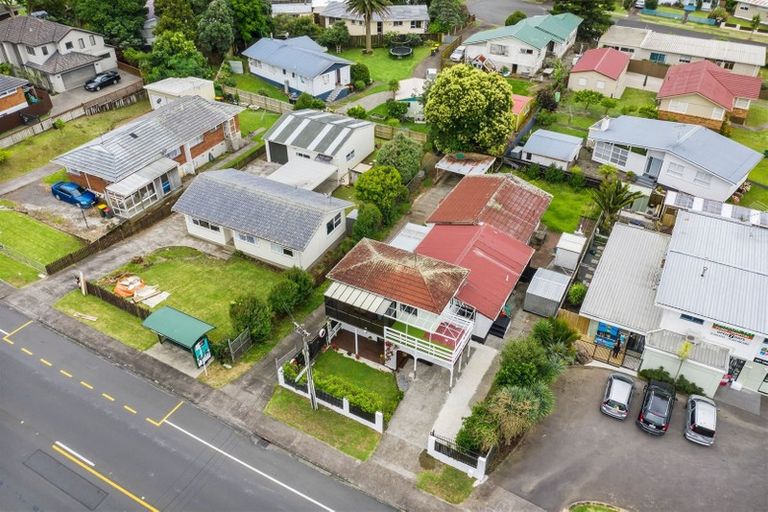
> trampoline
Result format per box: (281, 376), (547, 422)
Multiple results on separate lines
(389, 46), (413, 59)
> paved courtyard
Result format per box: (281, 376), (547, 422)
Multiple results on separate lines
(490, 366), (768, 512)
(50, 70), (143, 116)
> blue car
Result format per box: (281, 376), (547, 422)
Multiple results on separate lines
(51, 181), (97, 208)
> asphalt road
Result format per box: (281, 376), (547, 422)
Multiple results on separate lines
(0, 304), (392, 512)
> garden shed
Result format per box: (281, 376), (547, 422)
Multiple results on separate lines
(554, 232), (587, 271)
(524, 268), (570, 317)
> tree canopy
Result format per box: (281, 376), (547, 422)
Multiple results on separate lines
(355, 165), (406, 223)
(424, 64), (515, 155)
(590, 177), (644, 232)
(74, 0), (147, 49)
(505, 10), (527, 26)
(154, 0), (197, 40)
(229, 0), (272, 50)
(318, 20), (351, 51)
(134, 31), (210, 83)
(272, 14), (323, 38)
(376, 133), (423, 185)
(196, 0), (234, 62)
(551, 0), (614, 40)
(428, 0), (466, 34)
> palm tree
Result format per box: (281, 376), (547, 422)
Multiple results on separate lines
(590, 178), (644, 233)
(345, 0), (391, 54)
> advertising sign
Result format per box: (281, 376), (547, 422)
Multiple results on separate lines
(193, 337), (212, 368)
(710, 323), (754, 346)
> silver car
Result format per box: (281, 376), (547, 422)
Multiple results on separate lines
(600, 373), (634, 420)
(450, 45), (466, 62)
(684, 395), (717, 446)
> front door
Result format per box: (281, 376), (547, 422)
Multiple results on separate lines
(645, 156), (662, 178)
(336, 68), (341, 85)
(377, 22), (383, 35)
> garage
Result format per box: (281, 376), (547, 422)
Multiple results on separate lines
(267, 141), (288, 164)
(61, 64), (97, 91)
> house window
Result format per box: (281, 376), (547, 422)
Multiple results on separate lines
(680, 314), (704, 325)
(711, 107), (725, 120)
(238, 233), (257, 245)
(619, 47), (634, 54)
(42, 46), (48, 56)
(596, 80), (605, 90)
(649, 52), (666, 64)
(490, 44), (508, 56)
(668, 100), (688, 114)
(399, 303), (417, 316)
(271, 242), (294, 257)
(410, 20), (422, 29)
(519, 48), (533, 55)
(191, 218), (220, 232)
(296, 152), (311, 159)
(693, 170), (711, 186)
(89, 35), (96, 45)
(577, 77), (587, 86)
(716, 60), (735, 70)
(25, 45), (35, 55)
(735, 98), (750, 109)
(189, 134), (204, 147)
(667, 162), (685, 177)
(345, 149), (355, 161)
(166, 147), (182, 159)
(593, 142), (628, 167)
(78, 38), (85, 49)
(393, 21), (403, 26)
(65, 41), (73, 50)
(326, 213), (342, 234)
(739, 5), (749, 10)
(679, 55), (692, 64)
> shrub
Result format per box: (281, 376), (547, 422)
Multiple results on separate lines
(53, 119), (66, 130)
(536, 110), (556, 127)
(385, 118), (400, 127)
(638, 366), (674, 385)
(352, 202), (383, 241)
(495, 337), (562, 388)
(620, 104), (637, 115)
(222, 75), (236, 87)
(524, 163), (541, 180)
(570, 165), (586, 189)
(0, 62), (12, 75)
(536, 88), (558, 111)
(598, 163), (618, 181)
(626, 170), (637, 183)
(505, 10), (527, 26)
(645, 0), (658, 9)
(353, 79), (366, 91)
(229, 295), (272, 342)
(719, 119), (732, 137)
(675, 375), (705, 396)
(351, 63), (370, 84)
(294, 93), (325, 110)
(543, 164), (564, 183)
(455, 400), (499, 453)
(284, 267), (314, 304)
(268, 279), (300, 315)
(376, 132), (424, 184)
(638, 105), (658, 119)
(489, 382), (554, 445)
(531, 317), (580, 349)
(385, 99), (408, 121)
(567, 282), (587, 306)
(209, 339), (231, 363)
(347, 105), (367, 119)
(0, 149), (9, 165)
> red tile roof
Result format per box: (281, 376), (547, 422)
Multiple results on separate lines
(327, 238), (468, 314)
(426, 175), (552, 243)
(571, 48), (630, 80)
(416, 225), (533, 319)
(658, 60), (762, 110)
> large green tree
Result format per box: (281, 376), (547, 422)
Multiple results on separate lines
(376, 132), (424, 185)
(154, 0), (196, 40)
(272, 14), (323, 39)
(590, 178), (644, 232)
(424, 64), (515, 155)
(345, 0), (391, 53)
(74, 0), (147, 49)
(134, 31), (209, 82)
(355, 165), (406, 224)
(229, 0), (272, 50)
(318, 20), (351, 51)
(196, 0), (234, 62)
(26, 0), (77, 24)
(428, 0), (465, 34)
(551, 0), (614, 40)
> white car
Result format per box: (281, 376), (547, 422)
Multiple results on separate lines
(426, 68), (438, 81)
(450, 45), (466, 62)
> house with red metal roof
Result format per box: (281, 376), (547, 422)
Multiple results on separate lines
(568, 47), (631, 99)
(657, 60), (762, 131)
(512, 94), (534, 131)
(324, 238), (474, 385)
(415, 225), (534, 341)
(426, 174), (552, 244)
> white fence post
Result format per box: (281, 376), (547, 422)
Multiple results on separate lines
(342, 397), (350, 414)
(374, 412), (384, 434)
(277, 366), (285, 386)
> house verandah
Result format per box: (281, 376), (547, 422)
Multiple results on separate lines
(104, 158), (182, 218)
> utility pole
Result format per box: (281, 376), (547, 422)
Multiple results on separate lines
(293, 321), (317, 410)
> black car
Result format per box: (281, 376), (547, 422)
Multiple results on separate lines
(636, 380), (675, 435)
(85, 71), (120, 92)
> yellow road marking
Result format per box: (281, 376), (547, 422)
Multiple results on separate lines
(3, 337), (13, 345)
(3, 320), (32, 341)
(80, 381), (93, 390)
(51, 444), (159, 512)
(21, 347), (33, 356)
(146, 401), (184, 427)
(39, 358), (52, 367)
(145, 417), (162, 427)
(60, 369), (73, 378)
(101, 393), (115, 402)
(123, 405), (137, 414)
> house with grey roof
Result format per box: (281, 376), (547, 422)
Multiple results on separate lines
(242, 36), (352, 101)
(54, 95), (244, 219)
(587, 115), (762, 202)
(463, 13), (582, 75)
(263, 109), (375, 186)
(318, 2), (429, 36)
(512, 129), (583, 170)
(173, 169), (352, 269)
(0, 15), (117, 93)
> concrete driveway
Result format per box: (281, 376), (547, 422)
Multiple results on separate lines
(50, 71), (143, 116)
(490, 367), (768, 512)
(466, 0), (552, 26)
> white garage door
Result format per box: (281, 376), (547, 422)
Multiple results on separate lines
(61, 65), (97, 91)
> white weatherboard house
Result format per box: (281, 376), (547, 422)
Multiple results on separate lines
(463, 13), (582, 75)
(172, 170), (352, 270)
(242, 36), (352, 101)
(0, 15), (117, 92)
(734, 0), (768, 24)
(143, 77), (215, 110)
(263, 109), (375, 186)
(587, 116), (762, 202)
(319, 2), (429, 35)
(513, 129), (583, 170)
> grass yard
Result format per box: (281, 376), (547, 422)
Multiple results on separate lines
(231, 69), (290, 101)
(738, 184), (768, 209)
(55, 291), (158, 351)
(416, 463), (475, 504)
(0, 210), (83, 264)
(507, 78), (532, 96)
(513, 172), (596, 233)
(332, 185), (357, 204)
(238, 110), (281, 141)
(0, 100), (151, 183)
(0, 255), (39, 287)
(339, 46), (432, 83)
(42, 168), (67, 185)
(745, 100), (768, 127)
(265, 387), (381, 460)
(731, 126), (768, 186)
(368, 103), (429, 133)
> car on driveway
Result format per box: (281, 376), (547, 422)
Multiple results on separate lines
(637, 380), (675, 435)
(600, 373), (634, 420)
(450, 45), (466, 62)
(51, 181), (96, 208)
(684, 395), (717, 446)
(85, 70), (120, 91)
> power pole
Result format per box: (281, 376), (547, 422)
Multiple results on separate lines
(294, 321), (317, 410)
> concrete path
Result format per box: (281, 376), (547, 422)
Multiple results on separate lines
(0, 162), (60, 197)
(337, 90), (391, 114)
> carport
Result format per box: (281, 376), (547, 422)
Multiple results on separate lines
(142, 306), (214, 368)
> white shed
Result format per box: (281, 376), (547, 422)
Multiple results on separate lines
(554, 233), (587, 271)
(144, 77), (216, 110)
(524, 268), (570, 317)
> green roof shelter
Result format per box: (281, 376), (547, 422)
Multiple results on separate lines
(142, 306), (214, 368)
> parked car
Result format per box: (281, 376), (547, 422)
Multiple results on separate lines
(637, 380), (675, 435)
(84, 70), (120, 92)
(684, 395), (717, 446)
(450, 45), (466, 62)
(51, 181), (97, 208)
(600, 373), (634, 420)
(634, 0), (645, 8)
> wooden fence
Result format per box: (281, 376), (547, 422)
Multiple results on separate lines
(346, 33), (441, 49)
(557, 309), (590, 336)
(627, 59), (669, 79)
(374, 123), (427, 143)
(221, 86), (294, 113)
(84, 280), (151, 320)
(441, 35), (464, 60)
(0, 105), (85, 149)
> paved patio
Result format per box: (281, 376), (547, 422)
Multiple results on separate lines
(50, 71), (143, 116)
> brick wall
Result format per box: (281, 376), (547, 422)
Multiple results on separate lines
(0, 87), (26, 113)
(190, 124), (225, 159)
(731, 107), (749, 123)
(658, 110), (723, 131)
(172, 146), (186, 165)
(68, 171), (110, 193)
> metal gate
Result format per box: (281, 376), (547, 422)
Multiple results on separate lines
(62, 65), (97, 90)
(581, 340), (641, 371)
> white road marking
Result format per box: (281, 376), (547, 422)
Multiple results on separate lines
(164, 421), (335, 512)
(0, 327), (9, 335)
(54, 441), (96, 467)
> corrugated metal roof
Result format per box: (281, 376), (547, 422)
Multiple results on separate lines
(263, 109), (372, 156)
(588, 116), (762, 185)
(466, 13), (581, 47)
(645, 330), (730, 371)
(325, 282), (386, 314)
(320, 2), (429, 22)
(54, 96), (243, 183)
(655, 211), (768, 335)
(435, 153), (495, 176)
(172, 169), (351, 251)
(527, 268), (570, 302)
(580, 224), (670, 334)
(571, 48), (630, 80)
(389, 222), (432, 252)
(105, 157), (177, 196)
(242, 36), (352, 79)
(557, 233), (587, 254)
(143, 77), (214, 95)
(522, 129), (583, 162)
(265, 160), (337, 190)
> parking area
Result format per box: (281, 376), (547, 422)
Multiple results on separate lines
(50, 70), (143, 116)
(490, 366), (767, 512)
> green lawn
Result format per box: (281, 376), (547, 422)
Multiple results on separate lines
(332, 185), (357, 204)
(506, 78), (532, 95)
(731, 126), (768, 186)
(338, 46), (432, 83)
(512, 172), (596, 233)
(569, 503), (620, 512)
(42, 168), (67, 185)
(238, 110), (281, 140)
(313, 350), (402, 414)
(0, 210), (83, 264)
(231, 70), (290, 101)
(738, 184), (768, 209)
(0, 255), (39, 287)
(416, 464), (475, 504)
(0, 100), (151, 183)
(265, 387), (381, 460)
(368, 103), (429, 133)
(55, 291), (158, 351)
(745, 100), (768, 127)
